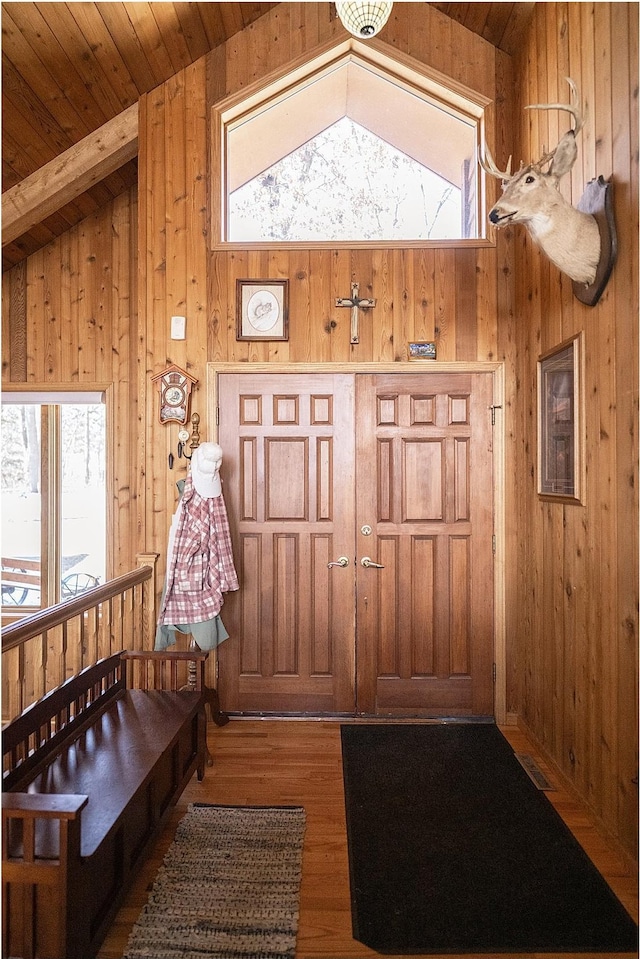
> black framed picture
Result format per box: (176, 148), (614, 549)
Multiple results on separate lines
(537, 333), (584, 503)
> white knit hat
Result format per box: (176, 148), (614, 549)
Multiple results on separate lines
(190, 442), (223, 498)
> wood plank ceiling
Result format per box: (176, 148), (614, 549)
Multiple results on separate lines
(2, 2), (535, 270)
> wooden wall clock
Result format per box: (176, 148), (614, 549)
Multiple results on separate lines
(151, 364), (198, 424)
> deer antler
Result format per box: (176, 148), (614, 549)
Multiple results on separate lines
(532, 146), (560, 172)
(525, 77), (584, 136)
(479, 141), (513, 182)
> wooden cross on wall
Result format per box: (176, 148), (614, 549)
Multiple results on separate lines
(335, 281), (376, 344)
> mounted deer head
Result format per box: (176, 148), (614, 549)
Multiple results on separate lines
(481, 78), (600, 286)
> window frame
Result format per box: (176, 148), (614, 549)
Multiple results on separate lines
(211, 37), (494, 252)
(1, 384), (111, 617)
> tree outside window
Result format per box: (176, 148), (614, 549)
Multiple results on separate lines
(229, 118), (462, 243)
(1, 399), (106, 613)
(216, 46), (483, 248)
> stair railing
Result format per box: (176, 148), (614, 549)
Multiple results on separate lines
(1, 555), (158, 723)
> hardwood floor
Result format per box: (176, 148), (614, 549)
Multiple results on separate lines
(98, 720), (638, 959)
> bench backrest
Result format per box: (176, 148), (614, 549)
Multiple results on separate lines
(2, 652), (125, 791)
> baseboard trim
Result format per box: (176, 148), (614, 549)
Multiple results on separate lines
(516, 716), (638, 874)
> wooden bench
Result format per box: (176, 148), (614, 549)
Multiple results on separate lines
(2, 649), (208, 959)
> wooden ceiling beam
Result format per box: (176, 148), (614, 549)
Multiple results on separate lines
(2, 103), (138, 247)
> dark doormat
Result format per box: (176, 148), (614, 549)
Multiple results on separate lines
(341, 723), (638, 954)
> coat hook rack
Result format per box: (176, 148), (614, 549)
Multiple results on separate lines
(183, 412), (200, 460)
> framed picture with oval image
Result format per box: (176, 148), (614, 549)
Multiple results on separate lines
(236, 279), (289, 341)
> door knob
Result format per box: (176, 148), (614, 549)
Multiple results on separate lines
(327, 556), (349, 568)
(361, 556), (384, 568)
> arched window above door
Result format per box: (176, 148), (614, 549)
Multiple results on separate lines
(211, 39), (490, 249)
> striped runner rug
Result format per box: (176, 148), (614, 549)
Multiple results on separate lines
(124, 803), (306, 959)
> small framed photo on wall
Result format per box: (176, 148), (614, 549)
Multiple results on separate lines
(537, 333), (584, 503)
(408, 341), (437, 360)
(236, 279), (289, 341)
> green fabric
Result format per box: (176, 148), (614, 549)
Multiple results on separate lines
(155, 614), (230, 651)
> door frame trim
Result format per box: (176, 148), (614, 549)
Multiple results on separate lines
(207, 361), (506, 723)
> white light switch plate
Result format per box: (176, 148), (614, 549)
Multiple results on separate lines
(171, 315), (186, 339)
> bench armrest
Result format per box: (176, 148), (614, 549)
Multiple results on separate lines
(2, 793), (87, 958)
(3, 792), (88, 819)
(121, 649), (209, 691)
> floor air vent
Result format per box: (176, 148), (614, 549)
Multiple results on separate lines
(515, 753), (556, 791)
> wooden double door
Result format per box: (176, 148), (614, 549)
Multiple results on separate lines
(216, 370), (495, 718)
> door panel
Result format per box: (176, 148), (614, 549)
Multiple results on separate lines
(355, 373), (494, 717)
(217, 370), (494, 718)
(217, 374), (356, 714)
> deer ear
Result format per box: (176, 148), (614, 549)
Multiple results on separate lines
(549, 131), (578, 179)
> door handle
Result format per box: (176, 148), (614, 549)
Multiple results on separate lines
(361, 556), (384, 568)
(327, 556), (349, 568)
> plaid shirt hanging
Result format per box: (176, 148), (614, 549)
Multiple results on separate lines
(158, 472), (239, 626)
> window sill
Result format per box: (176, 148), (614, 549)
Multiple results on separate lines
(210, 237), (495, 253)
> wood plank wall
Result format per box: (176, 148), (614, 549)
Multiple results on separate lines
(1, 190), (139, 581)
(1, 2), (637, 863)
(136, 1), (515, 705)
(509, 2), (638, 863)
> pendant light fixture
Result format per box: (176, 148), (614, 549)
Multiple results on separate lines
(335, 1), (393, 38)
